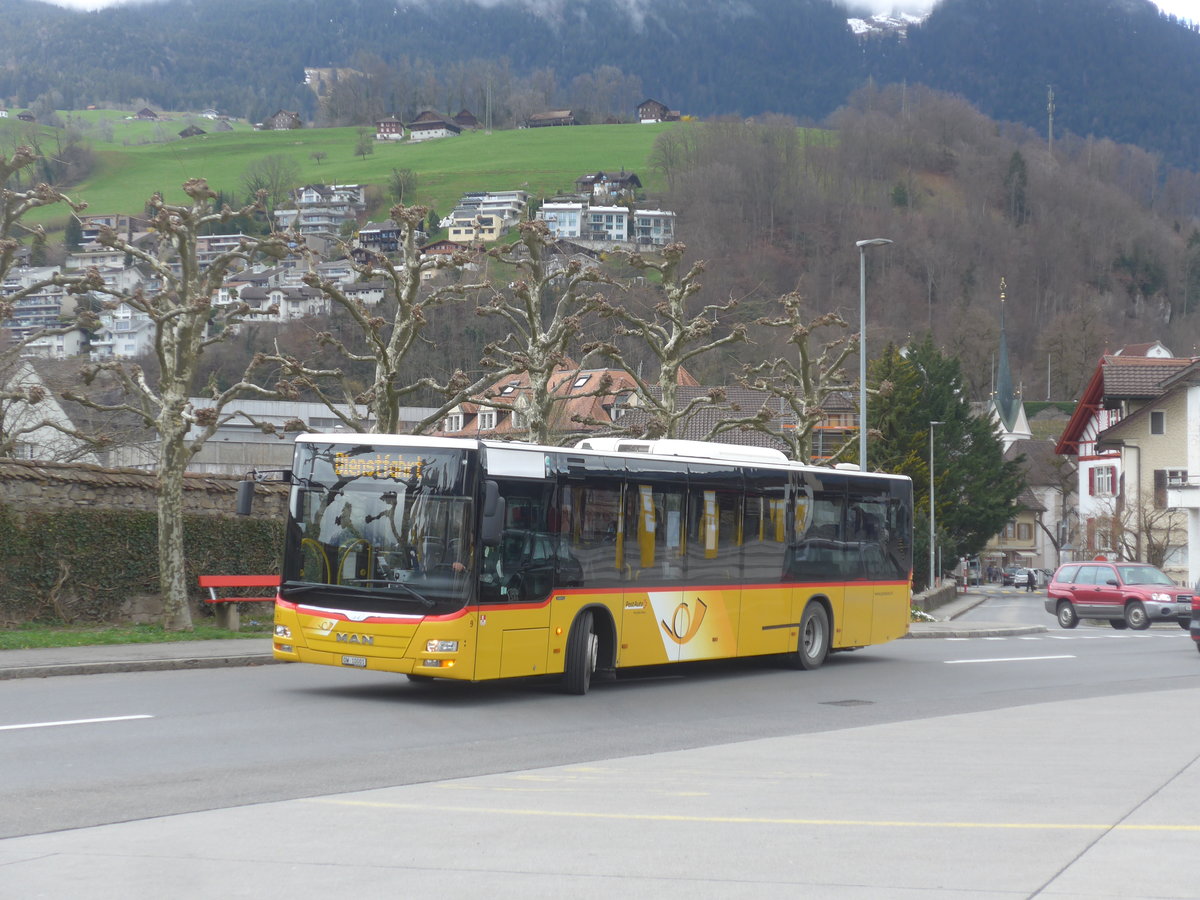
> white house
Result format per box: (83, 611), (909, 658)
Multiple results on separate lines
(540, 202), (586, 239)
(583, 205), (629, 242)
(1056, 345), (1194, 560)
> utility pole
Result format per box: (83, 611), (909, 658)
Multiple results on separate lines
(1047, 84), (1055, 158)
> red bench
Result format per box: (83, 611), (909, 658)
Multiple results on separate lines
(198, 574), (281, 630)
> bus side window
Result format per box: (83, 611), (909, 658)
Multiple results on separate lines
(561, 482), (622, 588)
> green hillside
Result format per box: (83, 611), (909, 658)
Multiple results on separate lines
(9, 118), (677, 227)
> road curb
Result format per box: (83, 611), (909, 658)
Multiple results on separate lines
(0, 653), (281, 680)
(904, 624), (1048, 639)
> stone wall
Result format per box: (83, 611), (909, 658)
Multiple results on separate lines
(0, 458), (289, 518)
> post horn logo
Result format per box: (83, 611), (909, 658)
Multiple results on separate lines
(660, 597), (708, 645)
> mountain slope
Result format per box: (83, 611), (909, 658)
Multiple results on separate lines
(0, 0), (1198, 166)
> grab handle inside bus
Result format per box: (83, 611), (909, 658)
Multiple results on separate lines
(481, 480), (505, 547)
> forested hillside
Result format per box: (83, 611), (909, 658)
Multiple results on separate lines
(1, 0), (1199, 166)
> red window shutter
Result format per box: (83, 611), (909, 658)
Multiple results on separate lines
(1088, 468), (1095, 496)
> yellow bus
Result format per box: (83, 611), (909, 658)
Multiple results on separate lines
(272, 434), (913, 693)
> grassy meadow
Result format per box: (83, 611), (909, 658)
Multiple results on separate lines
(2, 112), (674, 231)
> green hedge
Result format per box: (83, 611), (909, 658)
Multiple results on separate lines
(0, 504), (283, 625)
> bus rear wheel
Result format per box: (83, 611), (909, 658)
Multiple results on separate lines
(564, 610), (598, 695)
(789, 602), (830, 671)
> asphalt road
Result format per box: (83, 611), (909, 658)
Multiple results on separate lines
(2, 589), (1198, 897)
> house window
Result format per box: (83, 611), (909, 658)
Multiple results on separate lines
(444, 414), (463, 432)
(573, 375), (590, 388)
(510, 410), (526, 429)
(1003, 522), (1016, 539)
(1150, 411), (1165, 435)
(1090, 465), (1116, 497)
(1017, 523), (1033, 541)
(477, 411), (496, 431)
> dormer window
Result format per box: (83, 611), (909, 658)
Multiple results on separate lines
(444, 413), (463, 432)
(477, 411), (496, 431)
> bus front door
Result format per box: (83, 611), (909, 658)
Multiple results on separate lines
(619, 482), (686, 667)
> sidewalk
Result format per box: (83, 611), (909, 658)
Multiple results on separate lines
(905, 590), (1047, 639)
(0, 638), (276, 680)
(0, 593), (1041, 679)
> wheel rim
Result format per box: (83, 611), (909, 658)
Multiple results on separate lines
(802, 614), (823, 657)
(1058, 604), (1075, 626)
(586, 631), (598, 674)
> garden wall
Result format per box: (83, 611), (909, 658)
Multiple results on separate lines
(0, 459), (289, 625)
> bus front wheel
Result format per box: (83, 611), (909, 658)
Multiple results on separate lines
(564, 610), (599, 695)
(789, 602), (830, 671)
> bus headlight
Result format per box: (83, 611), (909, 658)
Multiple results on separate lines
(426, 639), (459, 653)
(275, 624), (292, 638)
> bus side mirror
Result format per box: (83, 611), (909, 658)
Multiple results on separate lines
(481, 480), (505, 547)
(236, 479), (256, 516)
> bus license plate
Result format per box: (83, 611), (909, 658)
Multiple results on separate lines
(341, 655), (367, 668)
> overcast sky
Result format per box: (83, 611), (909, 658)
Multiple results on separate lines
(36, 0), (1200, 23)
(852, 0), (1199, 19)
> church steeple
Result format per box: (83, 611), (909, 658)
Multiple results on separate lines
(992, 277), (1031, 448)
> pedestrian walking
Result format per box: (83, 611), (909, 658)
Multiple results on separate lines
(1025, 569), (1036, 592)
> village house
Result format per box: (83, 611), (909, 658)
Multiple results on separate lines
(273, 184), (367, 241)
(262, 109), (302, 130)
(405, 111), (462, 142)
(1092, 357), (1200, 586)
(636, 98), (681, 123)
(374, 116), (405, 141)
(575, 171), (643, 202)
(525, 110), (576, 127)
(1056, 342), (1193, 564)
(453, 109), (479, 129)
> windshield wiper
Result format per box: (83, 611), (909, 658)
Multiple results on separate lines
(340, 579), (436, 608)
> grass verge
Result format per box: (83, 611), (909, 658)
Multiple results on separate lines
(0, 620), (272, 650)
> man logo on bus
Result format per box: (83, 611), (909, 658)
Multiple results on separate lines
(661, 597), (708, 645)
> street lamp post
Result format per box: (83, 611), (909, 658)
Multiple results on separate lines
(929, 420), (944, 588)
(856, 238), (893, 471)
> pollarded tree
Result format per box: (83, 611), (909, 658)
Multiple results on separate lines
(64, 180), (292, 631)
(0, 145), (102, 458)
(261, 203), (486, 435)
(586, 242), (746, 439)
(710, 292), (857, 462)
(471, 219), (613, 445)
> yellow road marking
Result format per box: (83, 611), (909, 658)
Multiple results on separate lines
(304, 798), (1200, 831)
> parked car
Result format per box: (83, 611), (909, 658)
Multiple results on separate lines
(1044, 561), (1194, 630)
(1191, 595), (1200, 654)
(1002, 565), (1022, 586)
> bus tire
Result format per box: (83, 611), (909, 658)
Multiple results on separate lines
(564, 609), (598, 695)
(789, 602), (830, 671)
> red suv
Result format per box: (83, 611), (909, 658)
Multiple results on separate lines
(1191, 595), (1200, 654)
(1045, 561), (1193, 631)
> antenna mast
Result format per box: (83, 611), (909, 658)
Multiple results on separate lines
(1047, 84), (1055, 158)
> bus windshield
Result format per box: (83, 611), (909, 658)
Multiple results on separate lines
(281, 441), (475, 612)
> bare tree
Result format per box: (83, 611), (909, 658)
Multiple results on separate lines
(711, 293), (857, 462)
(1112, 495), (1188, 571)
(240, 154), (301, 214)
(64, 180), (291, 631)
(0, 145), (100, 456)
(261, 204), (485, 435)
(471, 220), (611, 444)
(586, 243), (746, 438)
